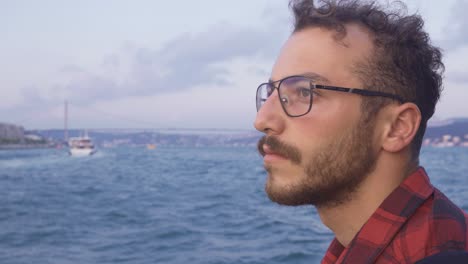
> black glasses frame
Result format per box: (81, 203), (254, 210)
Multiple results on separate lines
(256, 75), (406, 117)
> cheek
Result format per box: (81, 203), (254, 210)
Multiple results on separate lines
(289, 116), (344, 150)
(295, 100), (361, 142)
(292, 134), (329, 167)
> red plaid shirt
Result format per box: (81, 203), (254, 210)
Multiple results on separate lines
(322, 167), (468, 264)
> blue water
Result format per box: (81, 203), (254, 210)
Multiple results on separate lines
(0, 146), (467, 264)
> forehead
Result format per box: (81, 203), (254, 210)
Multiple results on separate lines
(271, 24), (374, 85)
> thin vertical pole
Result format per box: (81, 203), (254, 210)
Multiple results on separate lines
(64, 100), (68, 142)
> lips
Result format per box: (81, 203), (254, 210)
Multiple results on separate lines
(257, 136), (302, 165)
(261, 144), (289, 162)
(262, 144), (284, 157)
(258, 136), (285, 158)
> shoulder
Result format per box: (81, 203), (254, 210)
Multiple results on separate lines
(389, 188), (468, 262)
(429, 188), (468, 253)
(415, 251), (468, 264)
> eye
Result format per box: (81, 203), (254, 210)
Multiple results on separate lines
(299, 87), (311, 98)
(292, 85), (312, 102)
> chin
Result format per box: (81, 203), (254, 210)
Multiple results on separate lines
(265, 168), (292, 188)
(264, 172), (310, 206)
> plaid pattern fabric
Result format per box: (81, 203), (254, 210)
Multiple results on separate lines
(322, 167), (468, 264)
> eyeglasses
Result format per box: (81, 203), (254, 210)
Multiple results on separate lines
(256, 75), (405, 117)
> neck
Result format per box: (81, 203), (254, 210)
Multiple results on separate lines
(317, 153), (417, 247)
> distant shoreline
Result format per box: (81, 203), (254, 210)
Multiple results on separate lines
(0, 144), (54, 150)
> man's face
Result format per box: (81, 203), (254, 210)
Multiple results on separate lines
(254, 25), (379, 208)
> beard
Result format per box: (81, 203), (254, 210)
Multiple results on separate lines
(257, 117), (377, 208)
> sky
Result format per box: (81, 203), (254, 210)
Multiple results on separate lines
(1, 0), (467, 130)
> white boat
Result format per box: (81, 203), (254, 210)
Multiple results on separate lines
(68, 132), (96, 156)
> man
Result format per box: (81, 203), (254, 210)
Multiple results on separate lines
(254, 0), (468, 263)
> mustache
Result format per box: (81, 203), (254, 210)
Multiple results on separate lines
(257, 136), (301, 164)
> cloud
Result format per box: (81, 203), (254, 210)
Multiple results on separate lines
(58, 64), (85, 74)
(18, 22), (287, 109)
(447, 71), (468, 84)
(127, 22), (284, 94)
(3, 2), (293, 129)
(441, 0), (468, 51)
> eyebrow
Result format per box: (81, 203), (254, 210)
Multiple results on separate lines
(268, 72), (331, 84)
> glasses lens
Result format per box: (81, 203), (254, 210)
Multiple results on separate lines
(278, 76), (312, 116)
(256, 83), (274, 111)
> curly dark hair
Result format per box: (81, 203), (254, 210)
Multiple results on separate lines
(289, 0), (444, 160)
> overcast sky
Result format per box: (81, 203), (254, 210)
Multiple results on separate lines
(1, 0), (467, 130)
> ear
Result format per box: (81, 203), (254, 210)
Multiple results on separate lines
(382, 103), (421, 153)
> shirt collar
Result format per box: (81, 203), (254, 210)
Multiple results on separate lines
(322, 167), (434, 264)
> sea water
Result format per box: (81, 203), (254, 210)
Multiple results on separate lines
(0, 146), (467, 264)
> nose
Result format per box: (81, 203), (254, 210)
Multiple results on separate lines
(254, 90), (285, 135)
